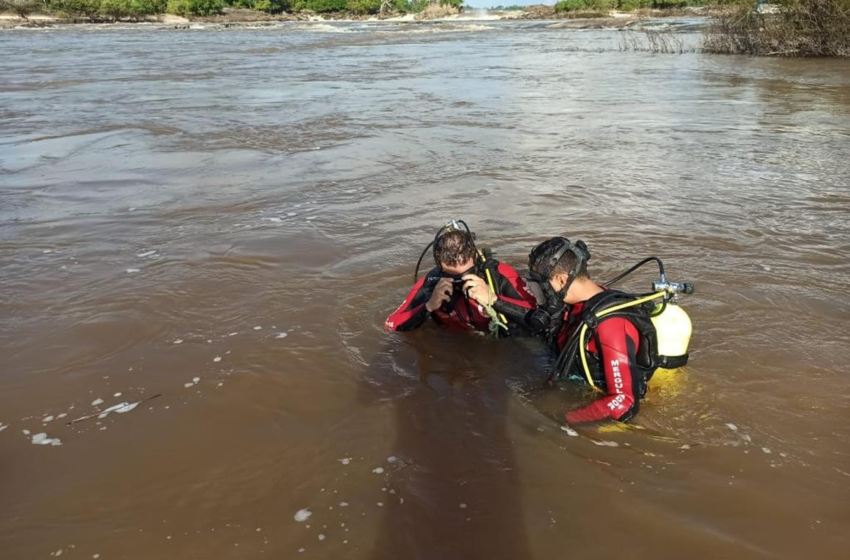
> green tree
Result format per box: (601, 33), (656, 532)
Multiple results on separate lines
(165, 0), (223, 15)
(346, 0), (379, 13)
(52, 0), (103, 20)
(291, 0), (346, 11)
(0, 0), (43, 19)
(98, 0), (165, 20)
(253, 0), (289, 11)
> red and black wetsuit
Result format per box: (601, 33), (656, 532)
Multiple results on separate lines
(385, 260), (538, 334)
(555, 289), (653, 424)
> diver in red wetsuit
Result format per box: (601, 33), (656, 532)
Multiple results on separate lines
(385, 222), (539, 336)
(528, 237), (660, 424)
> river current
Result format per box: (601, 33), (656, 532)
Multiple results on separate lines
(1, 19), (849, 560)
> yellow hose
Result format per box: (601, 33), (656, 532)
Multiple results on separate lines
(480, 251), (508, 333)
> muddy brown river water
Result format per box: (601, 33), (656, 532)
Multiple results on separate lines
(1, 19), (849, 560)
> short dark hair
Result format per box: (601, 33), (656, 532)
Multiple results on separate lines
(434, 230), (477, 267)
(528, 237), (590, 280)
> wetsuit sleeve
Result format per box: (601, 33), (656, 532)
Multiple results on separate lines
(385, 276), (432, 332)
(492, 262), (537, 311)
(489, 262), (539, 330)
(565, 317), (641, 424)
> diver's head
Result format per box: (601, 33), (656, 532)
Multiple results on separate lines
(528, 237), (591, 305)
(433, 229), (477, 276)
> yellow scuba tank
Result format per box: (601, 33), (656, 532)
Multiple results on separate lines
(651, 301), (692, 369)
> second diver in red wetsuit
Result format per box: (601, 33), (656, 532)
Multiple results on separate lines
(385, 221), (539, 337)
(528, 237), (663, 424)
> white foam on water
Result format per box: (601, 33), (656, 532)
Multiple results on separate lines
(43, 415), (54, 423)
(32, 432), (62, 446)
(387, 456), (397, 463)
(339, 502), (349, 507)
(43, 249), (53, 254)
(93, 555), (100, 559)
(377, 502), (383, 507)
(275, 332), (288, 339)
(183, 383), (194, 388)
(317, 534), (326, 541)
(298, 549), (305, 553)
(126, 268), (140, 273)
(51, 550), (63, 557)
(57, 413), (67, 419)
(372, 467), (384, 474)
(213, 356), (222, 363)
(173, 339), (184, 344)
(294, 509), (312, 522)
(116, 402), (139, 414)
(254, 326), (263, 331)
(228, 332), (238, 337)
(592, 440), (619, 447)
(762, 447), (772, 454)
(22, 429), (31, 435)
(193, 377), (200, 384)
(560, 426), (579, 437)
(92, 398), (104, 406)
(264, 217), (283, 222)
(339, 457), (351, 465)
(726, 423), (738, 432)
(287, 212), (297, 217)
(0, 424), (6, 432)
(399, 497), (404, 505)
(137, 250), (157, 258)
(459, 503), (467, 509)
(114, 392), (122, 397)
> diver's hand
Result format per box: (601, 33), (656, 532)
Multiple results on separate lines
(425, 278), (453, 312)
(462, 274), (495, 306)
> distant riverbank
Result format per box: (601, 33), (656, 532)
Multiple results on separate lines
(0, 5), (709, 29)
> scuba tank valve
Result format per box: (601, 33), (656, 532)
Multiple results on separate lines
(652, 274), (694, 295)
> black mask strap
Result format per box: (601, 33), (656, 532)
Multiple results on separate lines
(533, 237), (591, 305)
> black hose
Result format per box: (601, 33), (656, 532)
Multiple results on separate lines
(413, 241), (435, 281)
(413, 220), (477, 281)
(603, 256), (665, 288)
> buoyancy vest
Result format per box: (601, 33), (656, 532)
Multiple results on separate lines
(557, 290), (659, 397)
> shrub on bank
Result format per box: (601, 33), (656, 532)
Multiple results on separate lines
(51, 0), (104, 20)
(223, 0), (290, 12)
(166, 0), (225, 16)
(252, 0), (289, 12)
(554, 0), (614, 11)
(0, 0), (42, 19)
(553, 0), (730, 11)
(290, 0), (346, 12)
(703, 0), (850, 57)
(345, 0), (380, 14)
(99, 0), (166, 19)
